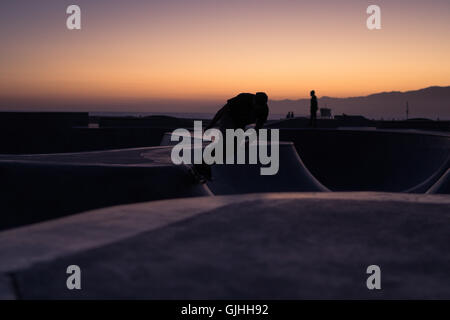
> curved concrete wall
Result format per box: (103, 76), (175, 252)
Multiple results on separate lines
(278, 129), (450, 192)
(208, 142), (329, 194)
(427, 169), (450, 194)
(0, 148), (212, 231)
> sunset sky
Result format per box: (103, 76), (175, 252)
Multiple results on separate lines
(1, 0), (449, 111)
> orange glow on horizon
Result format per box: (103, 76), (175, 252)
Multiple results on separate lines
(1, 1), (449, 106)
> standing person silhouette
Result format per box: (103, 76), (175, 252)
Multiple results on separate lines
(310, 90), (318, 128)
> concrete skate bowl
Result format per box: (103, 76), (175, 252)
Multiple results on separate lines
(159, 131), (329, 195)
(2, 192), (450, 299)
(0, 147), (211, 231)
(207, 142), (329, 195)
(277, 129), (450, 192)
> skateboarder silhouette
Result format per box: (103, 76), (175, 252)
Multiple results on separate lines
(193, 92), (270, 181)
(206, 92), (269, 131)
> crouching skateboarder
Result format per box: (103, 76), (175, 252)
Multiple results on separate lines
(191, 92), (270, 182)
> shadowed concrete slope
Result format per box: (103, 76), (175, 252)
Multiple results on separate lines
(1, 192), (450, 299)
(277, 129), (450, 192)
(160, 132), (329, 194)
(0, 141), (329, 231)
(0, 147), (211, 231)
(407, 158), (450, 193)
(427, 169), (450, 194)
(160, 128), (450, 193)
(208, 142), (329, 194)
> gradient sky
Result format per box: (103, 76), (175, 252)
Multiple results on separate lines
(1, 0), (449, 111)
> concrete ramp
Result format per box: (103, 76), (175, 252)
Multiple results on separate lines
(0, 147), (211, 231)
(278, 129), (450, 192)
(207, 142), (329, 194)
(1, 192), (450, 299)
(427, 169), (450, 194)
(160, 131), (329, 194)
(406, 156), (450, 193)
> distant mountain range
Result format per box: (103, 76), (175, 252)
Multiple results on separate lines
(270, 86), (450, 120)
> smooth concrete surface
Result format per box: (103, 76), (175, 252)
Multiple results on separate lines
(277, 129), (450, 192)
(207, 142), (329, 194)
(427, 169), (450, 194)
(0, 146), (212, 231)
(0, 276), (15, 300)
(1, 192), (450, 299)
(0, 142), (330, 231)
(162, 128), (450, 194)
